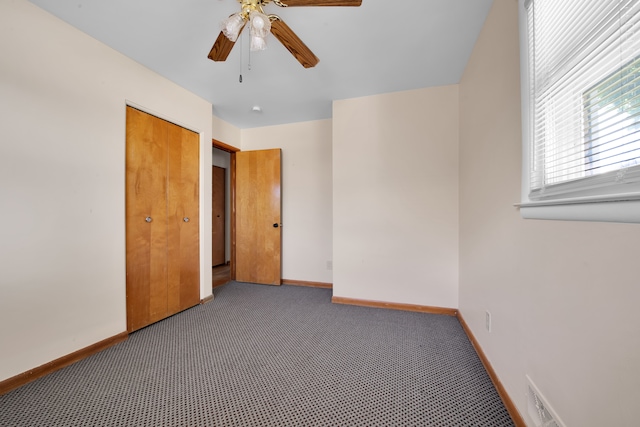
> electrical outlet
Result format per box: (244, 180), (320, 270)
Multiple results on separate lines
(485, 311), (492, 332)
(326, 260), (333, 270)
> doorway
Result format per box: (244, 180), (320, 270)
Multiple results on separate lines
(211, 140), (283, 288)
(212, 164), (226, 267)
(212, 140), (237, 288)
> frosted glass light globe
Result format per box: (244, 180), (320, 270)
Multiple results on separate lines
(222, 13), (244, 42)
(251, 35), (267, 51)
(253, 15), (265, 30)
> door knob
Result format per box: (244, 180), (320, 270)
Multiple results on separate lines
(273, 223), (282, 228)
(145, 217), (152, 223)
(183, 217), (190, 223)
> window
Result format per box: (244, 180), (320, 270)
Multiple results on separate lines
(583, 56), (640, 176)
(519, 0), (640, 222)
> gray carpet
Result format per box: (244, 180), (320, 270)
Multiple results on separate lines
(0, 282), (514, 426)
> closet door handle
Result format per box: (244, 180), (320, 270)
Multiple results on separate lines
(145, 217), (152, 223)
(183, 217), (190, 223)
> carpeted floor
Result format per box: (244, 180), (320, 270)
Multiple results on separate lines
(0, 282), (514, 426)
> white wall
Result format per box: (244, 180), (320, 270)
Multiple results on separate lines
(459, 0), (640, 425)
(241, 120), (333, 284)
(0, 0), (212, 382)
(333, 87), (460, 308)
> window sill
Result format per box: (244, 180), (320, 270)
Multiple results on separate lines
(515, 194), (640, 223)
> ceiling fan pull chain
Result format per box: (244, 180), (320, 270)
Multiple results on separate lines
(239, 31), (243, 83)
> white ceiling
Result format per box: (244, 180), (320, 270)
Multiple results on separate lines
(27, 0), (493, 129)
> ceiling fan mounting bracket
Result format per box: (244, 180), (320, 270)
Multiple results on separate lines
(237, 0), (267, 19)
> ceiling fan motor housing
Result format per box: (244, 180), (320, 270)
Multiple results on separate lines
(239, 0), (267, 19)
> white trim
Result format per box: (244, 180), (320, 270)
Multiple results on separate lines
(528, 167), (640, 200)
(515, 192), (640, 207)
(519, 199), (640, 223)
(519, 0), (532, 205)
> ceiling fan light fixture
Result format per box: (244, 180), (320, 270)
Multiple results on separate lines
(209, 0), (362, 67)
(222, 13), (244, 42)
(249, 11), (270, 37)
(250, 35), (267, 51)
(249, 10), (270, 51)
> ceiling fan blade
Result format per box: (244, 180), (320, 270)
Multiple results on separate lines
(270, 18), (319, 68)
(273, 0), (362, 6)
(208, 26), (245, 62)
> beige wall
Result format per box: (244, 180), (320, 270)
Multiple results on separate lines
(459, 0), (640, 425)
(333, 87), (460, 308)
(5, 2), (639, 424)
(212, 115), (241, 149)
(211, 116), (240, 263)
(0, 0), (212, 382)
(241, 120), (334, 284)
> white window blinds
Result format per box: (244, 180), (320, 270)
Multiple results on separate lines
(527, 0), (640, 199)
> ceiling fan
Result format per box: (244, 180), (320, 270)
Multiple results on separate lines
(208, 0), (362, 68)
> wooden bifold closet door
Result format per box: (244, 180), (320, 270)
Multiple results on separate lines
(126, 106), (200, 332)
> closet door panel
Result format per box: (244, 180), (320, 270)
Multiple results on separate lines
(167, 125), (200, 313)
(126, 107), (169, 331)
(147, 118), (170, 323)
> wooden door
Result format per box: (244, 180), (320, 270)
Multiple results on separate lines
(235, 149), (282, 285)
(126, 107), (169, 330)
(212, 166), (226, 267)
(126, 106), (199, 332)
(167, 123), (200, 315)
